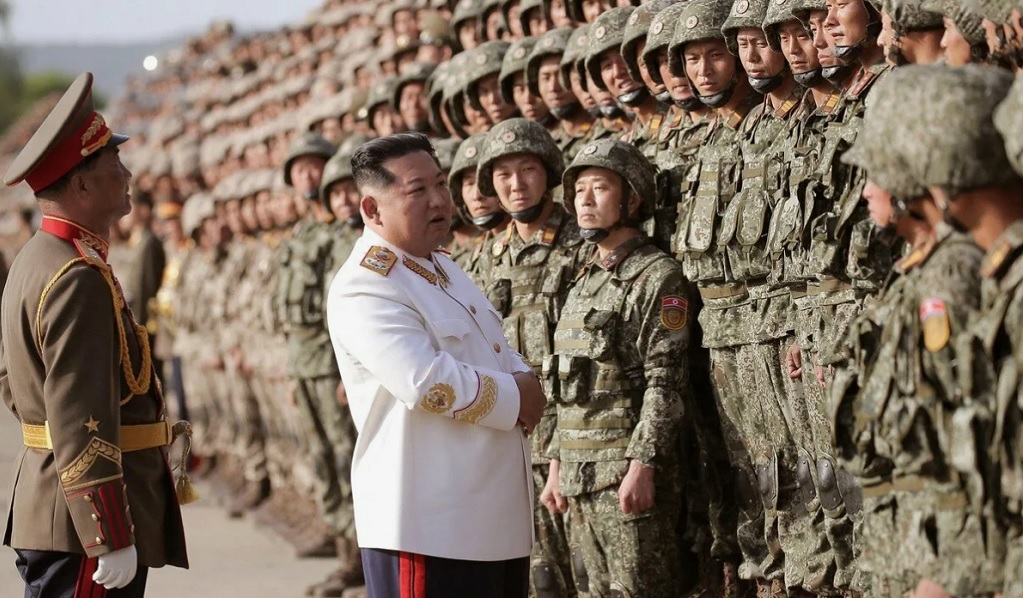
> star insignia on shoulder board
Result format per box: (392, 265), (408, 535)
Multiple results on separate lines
(84, 417), (100, 433)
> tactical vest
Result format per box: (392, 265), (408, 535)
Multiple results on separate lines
(651, 111), (709, 254)
(276, 220), (334, 331)
(547, 243), (669, 468)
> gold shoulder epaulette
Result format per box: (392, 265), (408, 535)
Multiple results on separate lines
(895, 248), (925, 274)
(359, 246), (397, 276)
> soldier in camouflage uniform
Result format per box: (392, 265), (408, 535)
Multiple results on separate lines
(832, 64), (1015, 598)
(586, 8), (668, 157)
(529, 27), (598, 162)
(454, 0), (484, 51)
(501, 36), (556, 129)
(520, 0), (549, 36)
(875, 0), (944, 66)
(450, 48), (500, 135)
(466, 40), (520, 126)
(541, 138), (691, 598)
(920, 0), (991, 66)
(449, 133), (509, 288)
(276, 133), (364, 596)
(665, 0), (767, 591)
(364, 77), (408, 138)
(392, 61), (438, 135)
(477, 118), (586, 598)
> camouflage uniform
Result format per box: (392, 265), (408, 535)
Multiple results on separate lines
(529, 27), (593, 161)
(449, 133), (506, 288)
(667, 0), (770, 582)
(549, 139), (691, 597)
(477, 118), (586, 598)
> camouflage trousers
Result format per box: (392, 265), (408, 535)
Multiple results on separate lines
(1004, 531), (1023, 598)
(530, 464), (576, 598)
(294, 374), (357, 540)
(226, 353), (267, 485)
(567, 482), (683, 598)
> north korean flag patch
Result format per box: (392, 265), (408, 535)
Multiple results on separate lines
(920, 298), (950, 352)
(661, 295), (688, 330)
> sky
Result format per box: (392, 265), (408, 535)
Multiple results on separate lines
(7, 0), (326, 45)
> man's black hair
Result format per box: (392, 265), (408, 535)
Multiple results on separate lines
(351, 132), (440, 194)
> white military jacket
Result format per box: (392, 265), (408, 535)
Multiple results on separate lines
(327, 227), (534, 561)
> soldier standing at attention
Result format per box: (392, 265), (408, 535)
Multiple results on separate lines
(541, 138), (693, 598)
(1, 72), (189, 597)
(477, 118), (586, 598)
(448, 133), (509, 289)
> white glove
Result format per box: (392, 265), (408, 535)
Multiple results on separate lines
(93, 545), (138, 590)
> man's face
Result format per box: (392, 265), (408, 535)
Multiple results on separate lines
(367, 151), (453, 256)
(569, 68), (597, 108)
(394, 9), (418, 37)
(657, 48), (696, 102)
(508, 2), (525, 38)
(550, 0), (572, 27)
(486, 11), (505, 40)
(492, 153), (548, 213)
(463, 94), (494, 132)
(329, 179), (361, 222)
(81, 147), (133, 225)
(400, 82), (430, 131)
(241, 196), (260, 231)
(634, 41), (665, 95)
(322, 118), (343, 143)
(581, 0), (608, 23)
(825, 0), (871, 48)
(683, 39), (737, 97)
(372, 106), (401, 137)
(600, 51), (643, 101)
(539, 56), (574, 109)
(459, 22), (480, 50)
(460, 170), (503, 218)
(289, 155), (327, 197)
(573, 167), (629, 229)
(225, 199), (246, 235)
(477, 74), (518, 123)
(737, 28), (788, 79)
(941, 16), (973, 66)
(512, 72), (551, 121)
(778, 20), (821, 73)
(255, 192), (275, 230)
(528, 10), (549, 35)
(808, 10), (841, 66)
(275, 190), (298, 226)
(862, 179), (896, 228)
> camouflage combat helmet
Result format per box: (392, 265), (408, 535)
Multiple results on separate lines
(453, 0), (485, 32)
(450, 133), (490, 206)
(642, 4), (686, 86)
(501, 37), (542, 104)
(994, 75), (1023, 178)
(319, 150), (355, 208)
(882, 0), (944, 32)
(622, 0), (677, 84)
(466, 40), (512, 111)
(722, 0), (772, 54)
(965, 0), (1014, 25)
(921, 0), (986, 46)
(283, 131), (336, 186)
(445, 52), (476, 130)
(393, 62), (438, 110)
(788, 0), (827, 23)
(363, 77), (399, 123)
(584, 7), (635, 92)
(419, 10), (456, 48)
(864, 65), (1017, 201)
(519, 0), (546, 33)
(668, 0), (733, 77)
(562, 138), (657, 224)
(434, 138), (461, 173)
(562, 25), (591, 90)
(427, 62), (452, 132)
(480, 0), (508, 39)
(528, 27), (574, 96)
(476, 118), (564, 199)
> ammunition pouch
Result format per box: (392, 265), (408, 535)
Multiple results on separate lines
(817, 455), (845, 513)
(531, 562), (562, 598)
(758, 453), (779, 512)
(572, 549), (589, 593)
(796, 450), (817, 510)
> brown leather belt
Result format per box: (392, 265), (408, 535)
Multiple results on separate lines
(23, 420), (174, 452)
(699, 283), (748, 300)
(806, 278), (854, 295)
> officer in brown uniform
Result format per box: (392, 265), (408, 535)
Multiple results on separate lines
(1, 73), (189, 596)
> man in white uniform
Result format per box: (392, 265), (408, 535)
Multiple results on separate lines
(327, 133), (546, 598)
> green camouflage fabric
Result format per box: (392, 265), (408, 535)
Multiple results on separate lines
(549, 235), (692, 596)
(561, 26), (590, 90)
(501, 37), (542, 105)
(427, 61), (452, 132)
(488, 203), (586, 598)
(722, 0), (772, 54)
(643, 3), (688, 85)
(994, 74), (1023, 178)
(528, 27), (574, 97)
(621, 0), (676, 83)
(443, 52), (474, 131)
(788, 0), (827, 21)
(964, 0), (1015, 24)
(882, 0), (944, 30)
(583, 7), (635, 92)
(920, 0), (986, 45)
(466, 40), (512, 111)
(283, 132), (336, 186)
(449, 132), (490, 208)
(963, 220), (1023, 598)
(477, 117), (565, 197)
(319, 151), (355, 203)
(830, 226), (1003, 594)
(668, 0), (734, 76)
(392, 62), (437, 111)
(433, 138), (460, 173)
(763, 0), (805, 50)
(878, 65), (1016, 198)
(365, 77), (399, 123)
(561, 138), (656, 223)
(453, 0), (485, 30)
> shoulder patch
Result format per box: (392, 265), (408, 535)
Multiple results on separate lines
(661, 295), (688, 331)
(359, 246), (397, 276)
(920, 298), (949, 352)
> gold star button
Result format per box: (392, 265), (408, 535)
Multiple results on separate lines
(84, 417), (100, 433)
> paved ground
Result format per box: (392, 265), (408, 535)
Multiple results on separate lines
(0, 411), (336, 597)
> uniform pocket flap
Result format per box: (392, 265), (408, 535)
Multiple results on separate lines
(429, 318), (473, 340)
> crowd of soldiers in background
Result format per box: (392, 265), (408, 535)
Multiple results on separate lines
(19, 0), (1021, 595)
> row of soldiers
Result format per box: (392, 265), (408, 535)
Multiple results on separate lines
(120, 0), (1023, 596)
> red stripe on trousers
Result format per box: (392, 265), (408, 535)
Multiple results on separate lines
(73, 556), (107, 598)
(399, 552), (426, 598)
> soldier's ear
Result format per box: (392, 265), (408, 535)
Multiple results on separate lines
(626, 190), (641, 219)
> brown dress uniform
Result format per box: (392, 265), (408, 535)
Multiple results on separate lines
(1, 73), (188, 597)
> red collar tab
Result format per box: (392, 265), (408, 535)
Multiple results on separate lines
(40, 216), (110, 261)
(25, 112), (112, 193)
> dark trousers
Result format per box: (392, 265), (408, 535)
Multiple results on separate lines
(362, 548), (528, 598)
(15, 549), (149, 598)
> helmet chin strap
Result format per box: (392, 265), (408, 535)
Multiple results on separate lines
(509, 194), (548, 223)
(586, 105), (604, 119)
(654, 90), (673, 105)
(822, 63), (853, 83)
(793, 68), (824, 87)
(694, 73), (739, 109)
(472, 211), (509, 230)
(599, 102), (628, 119)
(748, 74), (785, 94)
(579, 193), (635, 244)
(674, 96), (704, 111)
(551, 102), (583, 121)
(617, 87), (651, 107)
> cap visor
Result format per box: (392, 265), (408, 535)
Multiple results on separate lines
(110, 133), (131, 147)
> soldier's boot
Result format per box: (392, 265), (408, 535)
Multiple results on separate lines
(755, 579), (786, 598)
(227, 477), (271, 518)
(310, 538), (365, 597)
